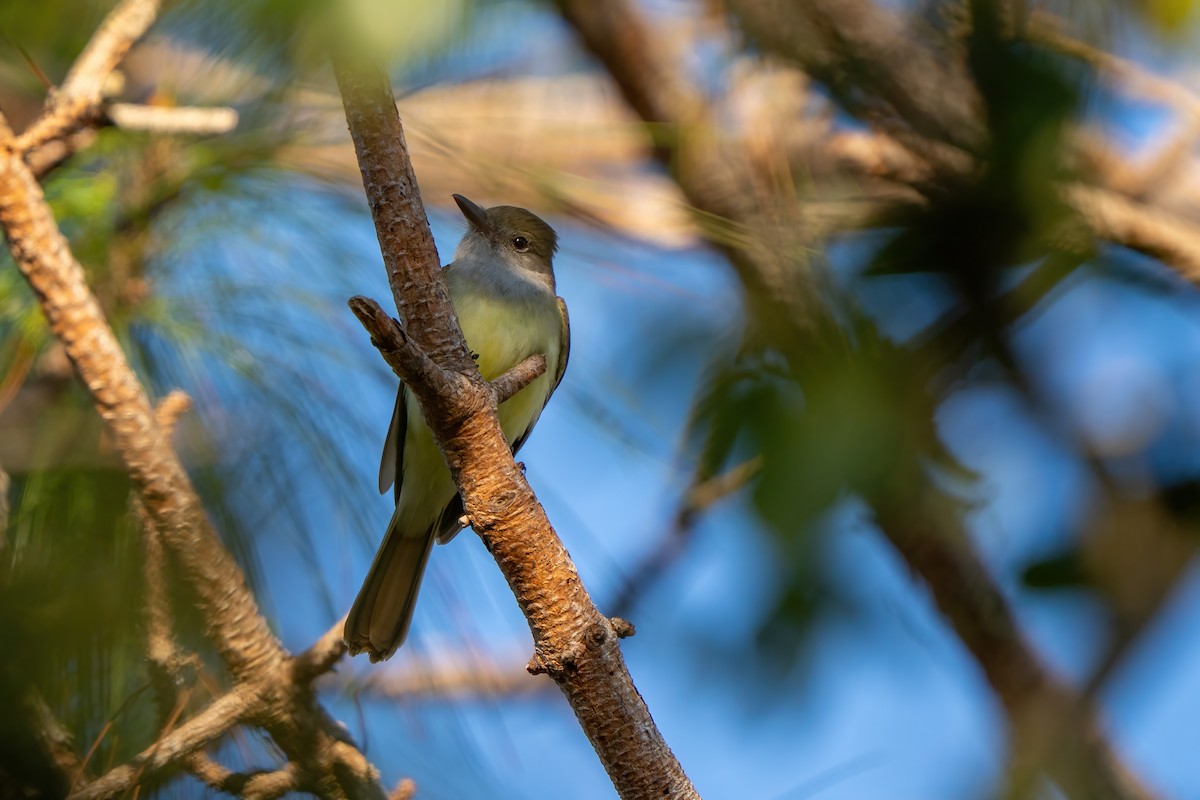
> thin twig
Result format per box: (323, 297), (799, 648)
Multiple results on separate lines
(187, 756), (299, 799)
(153, 390), (192, 435)
(1066, 183), (1200, 280)
(16, 0), (161, 153)
(26, 130), (98, 179)
(69, 686), (257, 800)
(106, 104), (239, 135)
(1029, 14), (1200, 115)
(817, 128), (1200, 281)
(389, 778), (417, 800)
(348, 657), (551, 701)
(489, 354), (547, 405)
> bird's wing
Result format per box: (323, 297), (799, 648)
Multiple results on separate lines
(511, 296), (570, 456)
(377, 386), (406, 502)
(381, 264), (456, 500)
(552, 296), (570, 400)
(434, 492), (467, 544)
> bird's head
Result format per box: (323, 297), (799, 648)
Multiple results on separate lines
(452, 194), (558, 292)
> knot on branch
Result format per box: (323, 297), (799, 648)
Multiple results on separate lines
(587, 620), (610, 649)
(188, 758), (299, 798)
(609, 617), (636, 638)
(390, 778), (417, 800)
(526, 640), (586, 679)
(526, 619), (625, 679)
(154, 390), (192, 437)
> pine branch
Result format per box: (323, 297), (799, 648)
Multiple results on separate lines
(0, 10), (387, 800)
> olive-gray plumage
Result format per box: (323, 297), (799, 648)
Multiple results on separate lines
(344, 196), (569, 661)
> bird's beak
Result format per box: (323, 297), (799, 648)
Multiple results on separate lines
(453, 194), (492, 237)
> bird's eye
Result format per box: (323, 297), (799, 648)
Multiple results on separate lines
(512, 236), (529, 252)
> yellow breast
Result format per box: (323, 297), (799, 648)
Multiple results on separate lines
(452, 290), (561, 444)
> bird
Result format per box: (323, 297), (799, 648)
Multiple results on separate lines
(344, 194), (569, 662)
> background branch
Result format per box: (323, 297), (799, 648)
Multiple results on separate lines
(345, 657), (552, 701)
(105, 103), (239, 135)
(0, 9), (387, 799)
(15, 0), (160, 153)
(553, 2), (1157, 799)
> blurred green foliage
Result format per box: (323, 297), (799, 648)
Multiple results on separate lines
(0, 0), (475, 790)
(0, 467), (148, 783)
(686, 3), (1099, 660)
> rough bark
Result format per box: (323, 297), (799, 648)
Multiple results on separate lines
(0, 125), (284, 681)
(332, 50), (700, 800)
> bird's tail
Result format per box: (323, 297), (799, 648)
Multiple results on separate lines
(344, 509), (436, 662)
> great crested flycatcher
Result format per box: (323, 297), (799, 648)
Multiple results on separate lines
(345, 195), (569, 662)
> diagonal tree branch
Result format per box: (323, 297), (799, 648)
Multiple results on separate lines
(0, 10), (387, 800)
(69, 685), (257, 800)
(2, 110), (385, 799)
(331, 48), (699, 800)
(347, 296), (548, 405)
(0, 113), (285, 682)
(1066, 183), (1200, 279)
(873, 488), (1153, 800)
